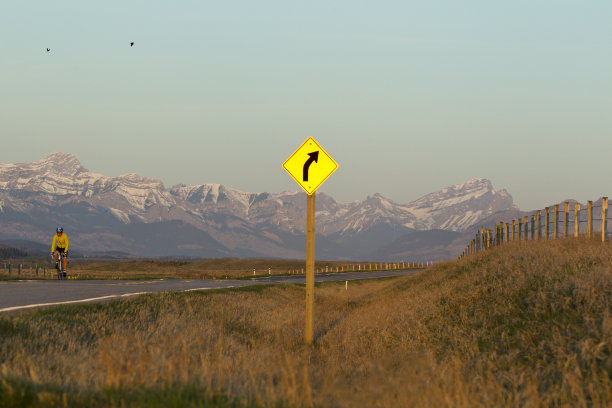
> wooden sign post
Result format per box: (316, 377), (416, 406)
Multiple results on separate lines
(305, 192), (316, 343)
(283, 137), (338, 345)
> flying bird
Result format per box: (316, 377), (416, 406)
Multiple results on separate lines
(46, 48), (50, 52)
(130, 42), (134, 47)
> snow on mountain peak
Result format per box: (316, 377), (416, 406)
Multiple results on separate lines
(409, 178), (494, 208)
(454, 177), (492, 190)
(169, 183), (252, 210)
(0, 154), (517, 235)
(0, 152), (87, 179)
(0, 154), (176, 211)
(365, 193), (397, 211)
(403, 178), (515, 230)
(36, 152), (88, 176)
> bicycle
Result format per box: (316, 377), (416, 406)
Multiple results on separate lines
(51, 252), (68, 280)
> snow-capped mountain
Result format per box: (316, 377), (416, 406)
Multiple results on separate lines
(0, 153), (517, 260)
(403, 178), (516, 230)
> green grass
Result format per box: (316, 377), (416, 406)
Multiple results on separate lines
(0, 377), (249, 408)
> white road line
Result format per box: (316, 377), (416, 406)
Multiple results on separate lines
(0, 285), (238, 313)
(0, 292), (151, 313)
(0, 271), (414, 313)
(183, 286), (234, 292)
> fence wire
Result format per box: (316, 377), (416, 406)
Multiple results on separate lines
(462, 198), (610, 257)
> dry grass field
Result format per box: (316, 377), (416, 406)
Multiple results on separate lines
(1, 237), (612, 407)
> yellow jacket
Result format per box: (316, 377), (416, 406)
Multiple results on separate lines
(51, 233), (69, 252)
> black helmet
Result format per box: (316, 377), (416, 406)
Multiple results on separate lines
(56, 226), (63, 233)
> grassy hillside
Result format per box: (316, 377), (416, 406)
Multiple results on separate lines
(1, 238), (611, 407)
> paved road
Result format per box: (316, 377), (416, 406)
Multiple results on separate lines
(0, 269), (421, 313)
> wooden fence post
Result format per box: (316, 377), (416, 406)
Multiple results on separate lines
(499, 222), (504, 244)
(564, 202), (569, 238)
(544, 207), (549, 241)
(588, 200), (593, 238)
(602, 197), (608, 243)
(505, 222), (510, 243)
(512, 220), (516, 241)
(518, 218), (522, 240)
(574, 203), (580, 237)
(531, 215), (535, 240)
(524, 216), (529, 240)
(536, 210), (541, 240)
(494, 225), (499, 246)
(554, 204), (559, 239)
(480, 227), (485, 250)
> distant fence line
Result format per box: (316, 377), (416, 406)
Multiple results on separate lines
(292, 261), (433, 275)
(218, 262), (434, 276)
(460, 197), (609, 258)
(1, 261), (434, 280)
(1, 263), (54, 279)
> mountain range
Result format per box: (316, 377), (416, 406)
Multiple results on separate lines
(0, 153), (517, 261)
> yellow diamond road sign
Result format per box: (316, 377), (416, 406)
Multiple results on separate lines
(283, 137), (338, 195)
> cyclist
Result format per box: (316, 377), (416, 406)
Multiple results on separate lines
(50, 226), (69, 274)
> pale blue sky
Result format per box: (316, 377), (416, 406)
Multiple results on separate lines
(1, 1), (611, 210)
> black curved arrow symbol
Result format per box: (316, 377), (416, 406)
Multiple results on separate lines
(303, 151), (319, 182)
